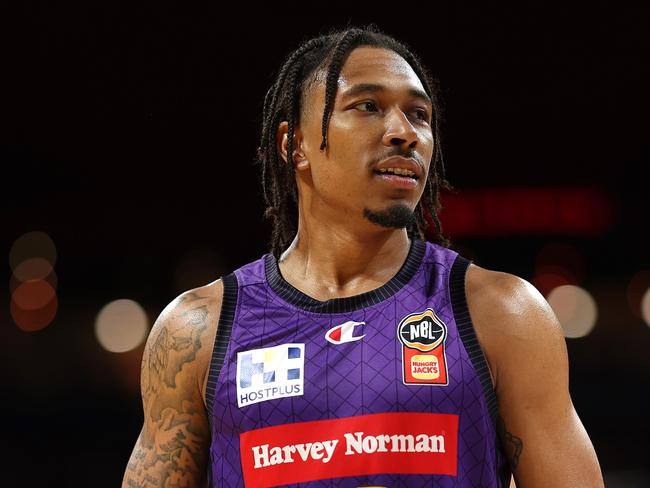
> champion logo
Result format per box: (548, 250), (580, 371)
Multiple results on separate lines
(325, 321), (365, 344)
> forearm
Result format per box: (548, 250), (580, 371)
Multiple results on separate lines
(122, 421), (208, 488)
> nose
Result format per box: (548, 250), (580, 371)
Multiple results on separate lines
(381, 107), (419, 151)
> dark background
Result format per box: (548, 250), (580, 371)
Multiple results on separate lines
(2, 3), (649, 487)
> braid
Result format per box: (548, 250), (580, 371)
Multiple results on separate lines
(285, 63), (302, 168)
(260, 38), (326, 153)
(257, 25), (452, 258)
(319, 29), (362, 150)
(258, 38), (327, 257)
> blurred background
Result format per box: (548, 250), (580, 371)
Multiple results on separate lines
(2, 3), (649, 487)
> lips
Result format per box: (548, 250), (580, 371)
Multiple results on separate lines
(373, 156), (423, 179)
(373, 172), (419, 189)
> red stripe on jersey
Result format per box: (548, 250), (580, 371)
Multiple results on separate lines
(239, 412), (458, 487)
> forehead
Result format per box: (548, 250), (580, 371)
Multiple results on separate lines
(337, 46), (425, 94)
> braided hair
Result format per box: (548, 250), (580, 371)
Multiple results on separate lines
(257, 25), (451, 258)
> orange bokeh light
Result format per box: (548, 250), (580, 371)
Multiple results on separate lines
(11, 280), (56, 310)
(10, 294), (58, 332)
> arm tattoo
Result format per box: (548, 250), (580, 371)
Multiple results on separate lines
(497, 415), (523, 470)
(123, 291), (212, 487)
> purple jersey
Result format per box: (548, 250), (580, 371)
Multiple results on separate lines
(205, 239), (511, 487)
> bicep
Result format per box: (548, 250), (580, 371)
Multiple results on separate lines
(490, 278), (603, 487)
(122, 291), (214, 487)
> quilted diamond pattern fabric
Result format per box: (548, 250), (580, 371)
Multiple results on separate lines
(208, 240), (509, 487)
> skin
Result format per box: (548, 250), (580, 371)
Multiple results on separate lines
(121, 284), (221, 487)
(466, 266), (604, 487)
(276, 47), (435, 297)
(122, 46), (604, 487)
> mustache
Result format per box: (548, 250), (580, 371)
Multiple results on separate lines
(370, 149), (424, 166)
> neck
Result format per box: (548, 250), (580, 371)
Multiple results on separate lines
(278, 214), (413, 299)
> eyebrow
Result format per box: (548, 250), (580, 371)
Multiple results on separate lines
(340, 83), (432, 106)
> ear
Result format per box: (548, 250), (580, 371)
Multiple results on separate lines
(276, 121), (309, 170)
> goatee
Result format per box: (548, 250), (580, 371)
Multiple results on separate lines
(363, 204), (416, 229)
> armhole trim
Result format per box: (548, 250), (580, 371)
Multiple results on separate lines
(450, 254), (499, 427)
(205, 272), (238, 425)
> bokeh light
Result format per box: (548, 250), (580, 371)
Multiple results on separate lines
(9, 231), (59, 332)
(95, 299), (149, 353)
(641, 288), (650, 328)
(10, 267), (57, 294)
(12, 257), (54, 282)
(10, 295), (58, 332)
(547, 285), (598, 338)
(9, 231), (57, 269)
(533, 267), (573, 297)
(533, 242), (585, 296)
(627, 270), (650, 318)
(12, 280), (56, 310)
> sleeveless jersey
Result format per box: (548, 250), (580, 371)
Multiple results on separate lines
(205, 239), (512, 487)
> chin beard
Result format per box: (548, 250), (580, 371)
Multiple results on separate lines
(363, 204), (416, 229)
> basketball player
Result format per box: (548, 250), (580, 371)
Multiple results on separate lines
(122, 26), (604, 487)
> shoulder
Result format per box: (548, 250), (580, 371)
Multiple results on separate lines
(464, 263), (557, 331)
(463, 264), (604, 486)
(463, 263), (567, 392)
(143, 278), (224, 407)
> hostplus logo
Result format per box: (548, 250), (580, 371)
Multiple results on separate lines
(236, 343), (305, 408)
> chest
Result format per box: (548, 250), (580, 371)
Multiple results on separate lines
(215, 295), (481, 434)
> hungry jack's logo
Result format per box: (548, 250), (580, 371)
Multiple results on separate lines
(398, 309), (449, 385)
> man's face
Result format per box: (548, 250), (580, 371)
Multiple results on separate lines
(286, 46), (435, 230)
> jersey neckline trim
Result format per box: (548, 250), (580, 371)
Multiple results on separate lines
(263, 238), (427, 313)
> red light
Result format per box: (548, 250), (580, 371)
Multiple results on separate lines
(435, 186), (613, 239)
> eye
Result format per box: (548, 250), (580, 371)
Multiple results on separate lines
(412, 108), (430, 123)
(354, 101), (379, 112)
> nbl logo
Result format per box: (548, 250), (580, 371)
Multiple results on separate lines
(236, 343), (305, 408)
(399, 312), (446, 351)
(398, 309), (449, 386)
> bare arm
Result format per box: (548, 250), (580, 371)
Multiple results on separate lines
(122, 280), (222, 488)
(467, 266), (604, 488)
